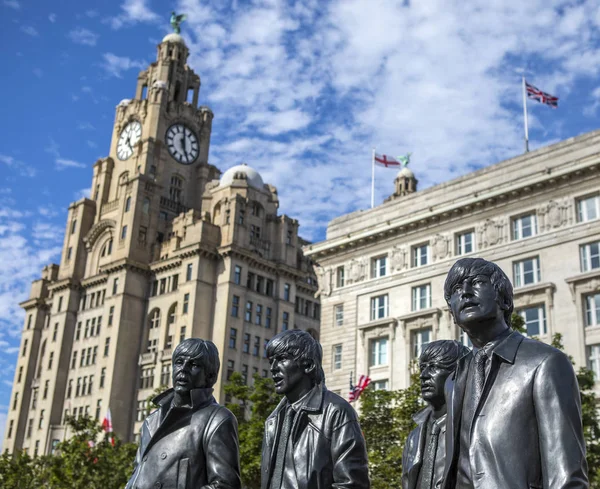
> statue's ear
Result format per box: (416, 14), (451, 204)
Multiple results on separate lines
(303, 361), (316, 376)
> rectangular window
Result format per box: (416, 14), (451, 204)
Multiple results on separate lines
(57, 296), (63, 312)
(238, 209), (245, 225)
(67, 246), (72, 260)
(100, 367), (106, 388)
(336, 266), (345, 287)
(513, 214), (537, 240)
(369, 337), (388, 366)
(71, 350), (77, 369)
(242, 364), (248, 384)
(234, 265), (242, 285)
(243, 333), (251, 354)
(253, 336), (260, 356)
(265, 307), (272, 328)
(161, 364), (171, 386)
(231, 295), (240, 317)
(333, 344), (342, 370)
(412, 244), (429, 267)
(263, 339), (269, 358)
(284, 283), (291, 301)
(586, 294), (600, 327)
(183, 293), (189, 314)
(245, 301), (253, 322)
(7, 420), (13, 438)
(104, 337), (110, 357)
(186, 264), (193, 281)
(456, 230), (474, 255)
(250, 224), (261, 239)
(371, 255), (387, 278)
(112, 278), (119, 295)
(373, 379), (388, 390)
(255, 304), (262, 325)
(76, 321), (82, 340)
(180, 326), (187, 342)
(577, 194), (600, 223)
(370, 294), (389, 320)
(517, 305), (547, 336)
(335, 304), (344, 326)
(588, 345), (600, 381)
(71, 219), (77, 235)
(412, 328), (432, 359)
(121, 225), (127, 240)
(513, 257), (541, 287)
(52, 322), (58, 341)
(67, 379), (73, 398)
(282, 311), (289, 331)
(48, 351), (54, 370)
(227, 360), (235, 380)
(17, 366), (23, 383)
(229, 328), (237, 349)
(256, 275), (264, 294)
(22, 339), (27, 357)
(581, 242), (600, 272)
(266, 279), (274, 296)
(412, 284), (431, 311)
(246, 272), (255, 289)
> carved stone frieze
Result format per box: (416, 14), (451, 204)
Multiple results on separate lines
(348, 257), (367, 284)
(390, 245), (406, 272)
(537, 198), (570, 232)
(432, 233), (449, 261)
(315, 266), (332, 298)
(477, 217), (507, 249)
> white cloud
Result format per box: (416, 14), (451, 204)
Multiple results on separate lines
(77, 121), (95, 130)
(3, 0), (19, 9)
(32, 222), (63, 243)
(55, 158), (86, 170)
(86, 140), (98, 148)
(108, 0), (159, 29)
(48, 13), (57, 23)
(0, 154), (36, 178)
(74, 187), (91, 200)
(173, 0), (600, 240)
(20, 25), (38, 37)
(101, 52), (146, 78)
(68, 27), (99, 46)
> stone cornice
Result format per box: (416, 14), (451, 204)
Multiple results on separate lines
(305, 155), (600, 259)
(565, 269), (600, 301)
(80, 274), (109, 289)
(99, 258), (151, 275)
(219, 245), (305, 281)
(149, 257), (183, 274)
(47, 278), (79, 293)
(19, 298), (48, 310)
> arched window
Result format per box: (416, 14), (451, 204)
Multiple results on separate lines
(165, 303), (177, 349)
(100, 239), (113, 257)
(167, 303), (177, 327)
(169, 175), (183, 203)
(149, 309), (161, 330)
(125, 197), (131, 212)
(117, 172), (129, 198)
(142, 198), (150, 214)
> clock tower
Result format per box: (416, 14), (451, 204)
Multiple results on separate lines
(4, 26), (320, 455)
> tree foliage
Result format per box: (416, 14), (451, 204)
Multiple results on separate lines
(359, 367), (422, 489)
(224, 372), (280, 489)
(0, 415), (137, 489)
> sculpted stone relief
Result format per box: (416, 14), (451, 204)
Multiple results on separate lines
(432, 234), (449, 261)
(315, 265), (332, 297)
(537, 198), (571, 232)
(477, 217), (507, 249)
(391, 245), (406, 272)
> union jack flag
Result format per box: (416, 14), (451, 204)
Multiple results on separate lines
(349, 373), (371, 402)
(526, 81), (558, 108)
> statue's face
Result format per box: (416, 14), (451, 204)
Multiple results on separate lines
(449, 273), (501, 328)
(172, 354), (206, 394)
(419, 360), (453, 405)
(269, 352), (309, 398)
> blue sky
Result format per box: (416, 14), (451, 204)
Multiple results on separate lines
(1, 0), (600, 443)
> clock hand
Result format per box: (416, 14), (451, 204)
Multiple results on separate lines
(181, 134), (187, 153)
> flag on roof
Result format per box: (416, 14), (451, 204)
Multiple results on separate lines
(525, 81), (558, 108)
(102, 408), (114, 446)
(349, 373), (371, 402)
(374, 153), (402, 168)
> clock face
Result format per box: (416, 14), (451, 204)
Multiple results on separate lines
(117, 121), (142, 160)
(166, 124), (199, 164)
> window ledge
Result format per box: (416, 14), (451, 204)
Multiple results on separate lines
(565, 269), (600, 301)
(513, 281), (555, 297)
(358, 316), (396, 331)
(398, 307), (441, 322)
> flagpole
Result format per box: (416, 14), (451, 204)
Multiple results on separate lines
(522, 76), (529, 153)
(371, 148), (375, 208)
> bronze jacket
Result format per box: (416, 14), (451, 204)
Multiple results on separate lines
(125, 387), (241, 489)
(443, 331), (588, 489)
(402, 407), (447, 489)
(260, 384), (370, 489)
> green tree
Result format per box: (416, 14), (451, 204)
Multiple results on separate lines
(224, 372), (279, 489)
(359, 368), (422, 489)
(0, 415), (137, 489)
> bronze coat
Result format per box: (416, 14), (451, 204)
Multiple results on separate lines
(125, 388), (241, 489)
(260, 384), (370, 489)
(443, 331), (588, 489)
(401, 407), (447, 489)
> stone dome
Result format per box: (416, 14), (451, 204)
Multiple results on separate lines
(220, 164), (264, 189)
(162, 33), (186, 45)
(397, 166), (415, 179)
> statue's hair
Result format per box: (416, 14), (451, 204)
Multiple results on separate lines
(419, 340), (470, 370)
(443, 257), (514, 327)
(172, 338), (220, 388)
(266, 330), (325, 384)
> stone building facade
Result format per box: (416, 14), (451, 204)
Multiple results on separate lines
(305, 131), (600, 397)
(3, 33), (319, 455)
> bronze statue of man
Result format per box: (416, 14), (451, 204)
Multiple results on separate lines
(442, 257), (588, 488)
(125, 338), (241, 489)
(402, 340), (469, 489)
(261, 330), (370, 489)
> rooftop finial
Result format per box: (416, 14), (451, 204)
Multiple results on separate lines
(170, 11), (187, 34)
(397, 152), (411, 167)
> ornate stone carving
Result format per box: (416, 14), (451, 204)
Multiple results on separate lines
(477, 218), (506, 249)
(538, 199), (569, 232)
(348, 258), (367, 284)
(315, 266), (332, 297)
(391, 245), (406, 272)
(432, 234), (449, 261)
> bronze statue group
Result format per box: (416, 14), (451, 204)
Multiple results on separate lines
(125, 258), (589, 489)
